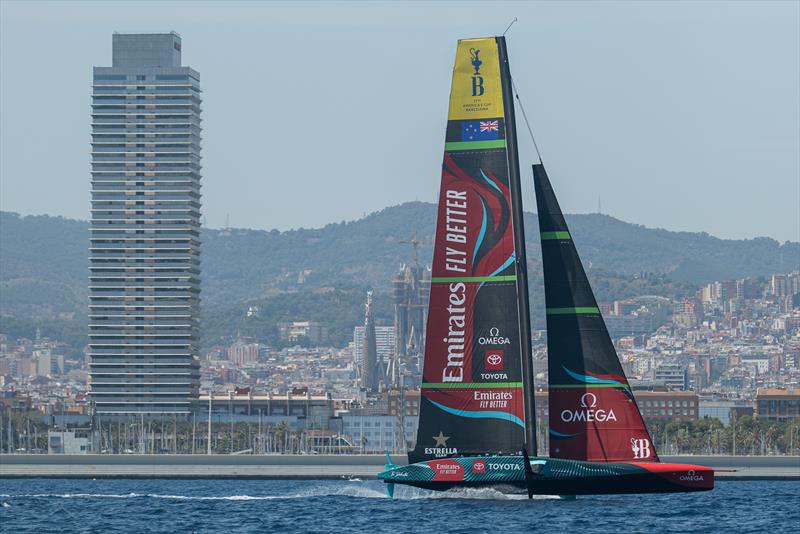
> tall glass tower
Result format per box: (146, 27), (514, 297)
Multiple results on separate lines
(90, 33), (201, 415)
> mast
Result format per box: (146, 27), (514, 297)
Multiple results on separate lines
(496, 36), (537, 455)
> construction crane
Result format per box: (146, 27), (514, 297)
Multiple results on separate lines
(398, 230), (432, 268)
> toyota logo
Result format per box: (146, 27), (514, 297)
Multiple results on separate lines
(486, 354), (502, 366)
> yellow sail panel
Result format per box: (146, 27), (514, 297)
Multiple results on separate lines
(447, 38), (504, 120)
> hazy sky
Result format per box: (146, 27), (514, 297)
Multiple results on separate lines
(1, 1), (798, 242)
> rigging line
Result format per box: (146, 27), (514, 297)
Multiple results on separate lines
(503, 17), (518, 36)
(511, 77), (543, 164)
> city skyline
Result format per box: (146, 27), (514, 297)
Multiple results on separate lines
(1, 1), (798, 242)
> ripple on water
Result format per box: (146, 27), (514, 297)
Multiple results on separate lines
(0, 479), (798, 534)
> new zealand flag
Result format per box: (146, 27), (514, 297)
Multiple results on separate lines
(460, 120), (500, 141)
(445, 118), (505, 143)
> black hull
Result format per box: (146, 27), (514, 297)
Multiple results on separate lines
(391, 473), (713, 495)
(378, 456), (714, 496)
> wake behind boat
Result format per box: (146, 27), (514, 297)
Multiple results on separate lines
(377, 35), (714, 498)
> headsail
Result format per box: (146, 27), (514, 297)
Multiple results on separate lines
(410, 37), (534, 463)
(533, 164), (658, 463)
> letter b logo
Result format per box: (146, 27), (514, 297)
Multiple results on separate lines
(631, 438), (652, 459)
(472, 76), (485, 96)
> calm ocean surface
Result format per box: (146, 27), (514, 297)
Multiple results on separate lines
(1, 478), (798, 533)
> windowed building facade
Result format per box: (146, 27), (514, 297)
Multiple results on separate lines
(89, 33), (201, 414)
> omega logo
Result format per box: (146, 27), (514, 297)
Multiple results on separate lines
(478, 327), (510, 346)
(679, 469), (705, 481)
(560, 392), (617, 423)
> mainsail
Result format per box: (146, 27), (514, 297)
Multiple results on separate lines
(533, 164), (658, 462)
(410, 37), (535, 463)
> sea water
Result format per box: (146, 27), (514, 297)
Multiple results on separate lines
(1, 478), (797, 533)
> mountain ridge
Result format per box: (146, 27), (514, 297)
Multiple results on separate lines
(1, 205), (797, 350)
(2, 204), (797, 306)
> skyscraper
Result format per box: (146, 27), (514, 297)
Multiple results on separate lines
(89, 33), (201, 414)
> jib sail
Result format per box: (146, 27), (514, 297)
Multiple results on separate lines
(410, 37), (535, 463)
(533, 164), (658, 462)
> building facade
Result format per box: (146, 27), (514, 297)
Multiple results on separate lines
(635, 391), (699, 420)
(278, 321), (329, 345)
(756, 388), (800, 421)
(654, 363), (688, 390)
(353, 327), (396, 375)
(89, 33), (201, 414)
(227, 340), (260, 366)
(340, 414), (419, 453)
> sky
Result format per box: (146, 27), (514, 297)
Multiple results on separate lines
(1, 1), (798, 242)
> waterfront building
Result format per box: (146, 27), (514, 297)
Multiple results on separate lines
(48, 430), (94, 454)
(386, 389), (421, 416)
(89, 33), (201, 414)
(635, 391), (699, 420)
(698, 398), (752, 426)
(755, 388), (800, 421)
(340, 414), (419, 453)
(198, 391), (334, 427)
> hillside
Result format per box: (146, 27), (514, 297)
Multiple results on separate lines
(1, 206), (797, 350)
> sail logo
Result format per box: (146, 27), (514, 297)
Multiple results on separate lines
(478, 327), (511, 346)
(442, 281), (466, 383)
(469, 48), (484, 96)
(426, 431), (458, 456)
(631, 438), (652, 459)
(435, 462), (461, 475)
(559, 393), (618, 423)
(472, 460), (486, 474)
(487, 462), (521, 471)
(484, 350), (504, 370)
(430, 459), (464, 481)
(474, 390), (512, 409)
(679, 469), (704, 482)
(425, 447), (458, 456)
(444, 190), (468, 273)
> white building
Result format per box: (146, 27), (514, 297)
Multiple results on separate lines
(48, 431), (93, 454)
(341, 414), (418, 453)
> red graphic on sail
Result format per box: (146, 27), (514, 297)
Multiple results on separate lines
(411, 132), (526, 461)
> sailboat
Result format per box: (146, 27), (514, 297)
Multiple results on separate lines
(377, 36), (714, 497)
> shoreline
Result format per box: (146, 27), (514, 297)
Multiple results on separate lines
(2, 454), (798, 480)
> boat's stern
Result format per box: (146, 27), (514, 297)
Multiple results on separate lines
(630, 462), (715, 492)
